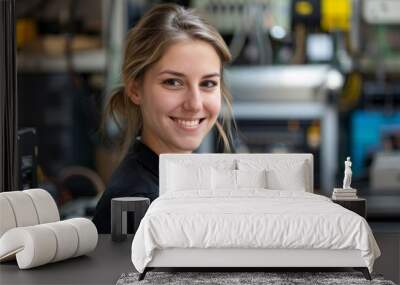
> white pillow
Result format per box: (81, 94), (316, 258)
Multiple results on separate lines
(236, 169), (267, 188)
(167, 163), (212, 191)
(266, 161), (307, 191)
(212, 168), (267, 190)
(237, 159), (307, 191)
(212, 168), (236, 190)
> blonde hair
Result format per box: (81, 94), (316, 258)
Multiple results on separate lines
(102, 3), (236, 158)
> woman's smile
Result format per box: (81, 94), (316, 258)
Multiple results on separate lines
(169, 116), (206, 131)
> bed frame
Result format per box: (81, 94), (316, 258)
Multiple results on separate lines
(138, 154), (372, 281)
(139, 248), (371, 280)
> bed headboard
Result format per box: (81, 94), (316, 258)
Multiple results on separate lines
(159, 153), (314, 195)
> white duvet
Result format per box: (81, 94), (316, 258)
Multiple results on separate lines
(131, 190), (381, 273)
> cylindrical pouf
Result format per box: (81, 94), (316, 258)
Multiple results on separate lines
(42, 221), (79, 262)
(65, 218), (98, 257)
(0, 196), (17, 237)
(0, 226), (57, 269)
(0, 192), (39, 227)
(23, 189), (59, 223)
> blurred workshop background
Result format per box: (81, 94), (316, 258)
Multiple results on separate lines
(5, 1), (400, 221)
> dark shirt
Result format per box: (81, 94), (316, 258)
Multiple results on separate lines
(92, 139), (159, 234)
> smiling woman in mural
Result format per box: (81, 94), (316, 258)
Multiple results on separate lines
(92, 3), (235, 233)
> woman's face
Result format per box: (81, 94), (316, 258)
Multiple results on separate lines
(129, 39), (222, 154)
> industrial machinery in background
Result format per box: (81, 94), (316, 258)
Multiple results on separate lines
(192, 0), (400, 199)
(17, 128), (38, 190)
(15, 0), (107, 218)
(192, 0), (352, 66)
(350, 0), (400, 202)
(223, 65), (343, 194)
(193, 0), (348, 194)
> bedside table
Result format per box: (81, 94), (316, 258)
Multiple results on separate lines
(332, 197), (366, 218)
(111, 197), (150, 242)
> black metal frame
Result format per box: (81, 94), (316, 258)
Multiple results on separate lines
(0, 0), (18, 192)
(354, 267), (372, 280)
(138, 267), (372, 281)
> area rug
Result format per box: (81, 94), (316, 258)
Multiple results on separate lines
(116, 271), (396, 285)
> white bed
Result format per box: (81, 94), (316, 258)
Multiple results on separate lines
(131, 154), (381, 280)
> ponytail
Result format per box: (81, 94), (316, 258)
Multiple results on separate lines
(100, 86), (142, 161)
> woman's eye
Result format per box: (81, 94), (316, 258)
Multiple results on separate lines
(201, 80), (218, 88)
(163, 79), (183, 87)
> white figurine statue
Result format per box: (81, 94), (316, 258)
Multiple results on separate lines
(343, 157), (353, 189)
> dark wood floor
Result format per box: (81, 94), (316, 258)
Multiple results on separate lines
(369, 222), (400, 284)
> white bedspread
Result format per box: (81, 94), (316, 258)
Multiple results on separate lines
(131, 190), (380, 273)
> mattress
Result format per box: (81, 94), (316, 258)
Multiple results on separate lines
(131, 190), (381, 273)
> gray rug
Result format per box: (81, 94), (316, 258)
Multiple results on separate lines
(116, 271), (396, 285)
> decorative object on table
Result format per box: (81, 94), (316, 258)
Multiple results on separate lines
(343, 156), (353, 189)
(332, 187), (358, 200)
(332, 157), (358, 200)
(332, 198), (367, 218)
(0, 188), (98, 269)
(111, 197), (150, 242)
(116, 271), (395, 285)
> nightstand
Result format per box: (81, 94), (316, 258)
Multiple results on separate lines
(111, 197), (150, 242)
(332, 197), (366, 218)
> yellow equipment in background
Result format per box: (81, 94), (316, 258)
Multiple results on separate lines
(16, 18), (37, 49)
(321, 0), (351, 31)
